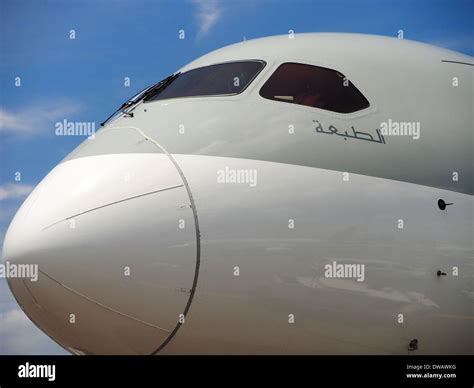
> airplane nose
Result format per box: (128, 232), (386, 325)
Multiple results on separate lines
(2, 152), (199, 354)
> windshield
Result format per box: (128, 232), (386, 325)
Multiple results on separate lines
(145, 60), (265, 102)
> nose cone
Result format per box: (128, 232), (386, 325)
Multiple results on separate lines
(3, 152), (198, 354)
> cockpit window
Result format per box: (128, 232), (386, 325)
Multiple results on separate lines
(259, 63), (370, 113)
(145, 60), (265, 102)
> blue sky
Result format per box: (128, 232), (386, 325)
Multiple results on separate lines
(0, 0), (472, 355)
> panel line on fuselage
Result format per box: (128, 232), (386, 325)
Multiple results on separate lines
(41, 184), (185, 231)
(111, 126), (203, 355)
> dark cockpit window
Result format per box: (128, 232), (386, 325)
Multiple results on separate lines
(259, 63), (370, 113)
(145, 60), (265, 102)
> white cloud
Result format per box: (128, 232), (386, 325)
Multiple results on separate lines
(0, 183), (34, 201)
(0, 307), (66, 354)
(0, 109), (24, 131)
(0, 308), (29, 329)
(192, 0), (222, 39)
(0, 280), (66, 355)
(0, 100), (80, 135)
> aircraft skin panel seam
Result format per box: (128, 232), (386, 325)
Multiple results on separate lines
(441, 59), (474, 66)
(6, 278), (77, 356)
(37, 269), (172, 333)
(41, 183), (185, 231)
(22, 279), (39, 305)
(114, 126), (202, 355)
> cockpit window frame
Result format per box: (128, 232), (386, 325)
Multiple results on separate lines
(143, 59), (267, 103)
(258, 61), (371, 114)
